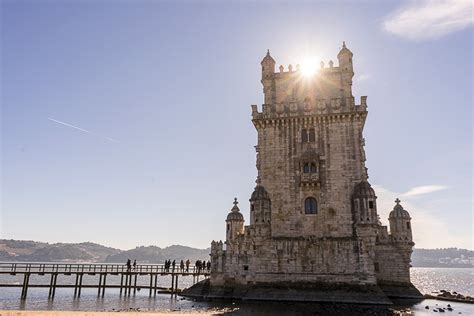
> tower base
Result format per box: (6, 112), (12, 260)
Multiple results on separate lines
(181, 279), (403, 305)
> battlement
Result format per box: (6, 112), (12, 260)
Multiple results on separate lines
(272, 60), (340, 77)
(260, 43), (355, 105)
(251, 95), (367, 120)
(210, 240), (224, 254)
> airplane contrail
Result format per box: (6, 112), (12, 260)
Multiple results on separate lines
(48, 118), (92, 134)
(48, 117), (120, 143)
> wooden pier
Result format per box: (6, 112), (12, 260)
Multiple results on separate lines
(0, 262), (210, 300)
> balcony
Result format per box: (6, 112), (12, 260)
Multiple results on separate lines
(300, 173), (320, 186)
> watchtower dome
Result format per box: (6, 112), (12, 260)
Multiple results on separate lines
(225, 198), (244, 243)
(389, 198), (413, 242)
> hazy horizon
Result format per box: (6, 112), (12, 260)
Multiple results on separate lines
(1, 1), (472, 250)
(1, 238), (472, 252)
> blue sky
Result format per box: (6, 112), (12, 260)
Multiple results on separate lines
(1, 0), (472, 250)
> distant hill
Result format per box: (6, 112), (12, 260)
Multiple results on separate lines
(0, 239), (121, 262)
(104, 245), (210, 263)
(0, 239), (471, 268)
(0, 239), (210, 263)
(411, 248), (473, 268)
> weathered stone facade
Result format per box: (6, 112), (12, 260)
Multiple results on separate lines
(206, 43), (419, 301)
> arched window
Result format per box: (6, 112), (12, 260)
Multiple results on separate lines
(309, 128), (315, 142)
(302, 129), (308, 142)
(304, 197), (318, 214)
(310, 163), (317, 173)
(303, 163), (310, 173)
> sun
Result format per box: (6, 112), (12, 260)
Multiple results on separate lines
(300, 57), (320, 77)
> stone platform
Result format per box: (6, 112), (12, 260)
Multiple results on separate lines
(180, 279), (421, 305)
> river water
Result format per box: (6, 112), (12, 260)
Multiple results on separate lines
(0, 267), (473, 315)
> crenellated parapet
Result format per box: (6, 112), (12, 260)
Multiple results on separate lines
(251, 95), (367, 122)
(260, 43), (355, 105)
(211, 240), (224, 255)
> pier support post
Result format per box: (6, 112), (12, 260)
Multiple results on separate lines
(77, 273), (83, 297)
(154, 274), (158, 296)
(98, 274), (103, 296)
(174, 274), (179, 293)
(48, 274), (54, 298)
(20, 273), (30, 300)
(133, 274), (137, 295)
(127, 273), (132, 296)
(102, 274), (107, 297)
(171, 274), (174, 293)
(74, 274), (80, 297)
(149, 274), (153, 296)
(51, 273), (58, 299)
(119, 273), (124, 296)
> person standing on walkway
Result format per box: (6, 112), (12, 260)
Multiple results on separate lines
(185, 259), (190, 272)
(180, 260), (184, 272)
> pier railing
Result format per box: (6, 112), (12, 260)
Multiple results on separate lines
(1, 262), (208, 274)
(0, 262), (210, 300)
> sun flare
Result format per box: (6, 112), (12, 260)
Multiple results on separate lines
(300, 57), (320, 77)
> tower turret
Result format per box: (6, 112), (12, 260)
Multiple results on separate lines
(261, 49), (275, 79)
(389, 198), (413, 242)
(261, 50), (276, 104)
(226, 198), (244, 243)
(337, 41), (353, 71)
(352, 180), (378, 224)
(249, 178), (271, 226)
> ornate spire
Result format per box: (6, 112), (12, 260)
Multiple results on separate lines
(233, 197), (238, 207)
(337, 41), (353, 58)
(261, 49), (275, 65)
(395, 198), (401, 204)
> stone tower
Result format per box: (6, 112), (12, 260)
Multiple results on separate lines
(199, 43), (421, 303)
(389, 198), (413, 242)
(225, 198), (244, 243)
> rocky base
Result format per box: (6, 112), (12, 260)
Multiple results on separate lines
(378, 282), (424, 300)
(181, 279), (396, 305)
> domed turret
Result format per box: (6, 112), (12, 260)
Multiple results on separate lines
(249, 178), (271, 225)
(226, 198), (244, 243)
(353, 180), (376, 198)
(389, 198), (413, 242)
(352, 180), (378, 223)
(261, 49), (275, 80)
(250, 184), (270, 201)
(337, 41), (353, 72)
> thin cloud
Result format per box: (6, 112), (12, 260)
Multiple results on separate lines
(401, 185), (448, 197)
(373, 185), (470, 249)
(48, 118), (92, 134)
(354, 73), (370, 82)
(104, 137), (120, 143)
(48, 117), (120, 143)
(383, 0), (473, 41)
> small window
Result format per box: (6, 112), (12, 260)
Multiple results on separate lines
(309, 128), (315, 142)
(368, 201), (374, 209)
(227, 224), (230, 232)
(250, 204), (254, 212)
(304, 197), (318, 214)
(243, 265), (249, 271)
(302, 129), (308, 142)
(303, 163), (310, 173)
(310, 163), (317, 173)
(374, 262), (380, 272)
(406, 222), (411, 230)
